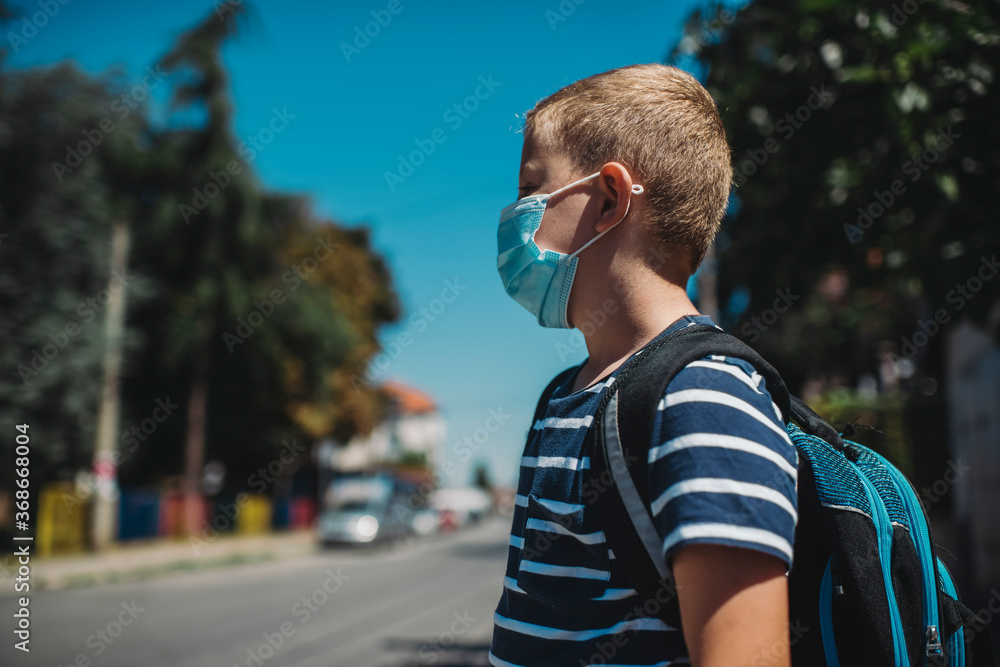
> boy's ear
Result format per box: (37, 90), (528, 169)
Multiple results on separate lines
(595, 162), (635, 233)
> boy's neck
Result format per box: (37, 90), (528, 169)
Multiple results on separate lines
(568, 281), (702, 394)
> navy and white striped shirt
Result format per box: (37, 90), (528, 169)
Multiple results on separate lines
(489, 315), (798, 667)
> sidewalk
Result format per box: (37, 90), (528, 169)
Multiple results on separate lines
(1, 527), (319, 597)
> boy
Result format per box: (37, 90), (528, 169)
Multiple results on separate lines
(490, 64), (797, 666)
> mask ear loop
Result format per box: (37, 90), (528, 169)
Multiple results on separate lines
(547, 171), (602, 197)
(566, 182), (644, 261)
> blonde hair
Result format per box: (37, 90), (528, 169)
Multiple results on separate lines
(522, 63), (732, 274)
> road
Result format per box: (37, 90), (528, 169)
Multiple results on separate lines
(1, 514), (512, 667)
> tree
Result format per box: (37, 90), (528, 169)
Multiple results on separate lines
(473, 463), (494, 493)
(0, 2), (402, 544)
(672, 0), (1000, 488)
(119, 4), (401, 525)
(0, 60), (153, 480)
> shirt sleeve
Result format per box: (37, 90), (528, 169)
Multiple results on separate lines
(645, 354), (799, 573)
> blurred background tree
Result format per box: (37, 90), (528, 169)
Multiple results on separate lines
(0, 2), (401, 535)
(0, 61), (153, 487)
(672, 0), (1000, 492)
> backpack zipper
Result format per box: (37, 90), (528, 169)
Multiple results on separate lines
(873, 452), (945, 665)
(849, 459), (909, 665)
(937, 558), (965, 666)
(819, 554), (842, 667)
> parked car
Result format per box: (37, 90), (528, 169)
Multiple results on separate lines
(317, 471), (414, 547)
(428, 486), (493, 528)
(408, 507), (441, 536)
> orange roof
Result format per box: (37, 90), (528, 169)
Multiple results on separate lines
(381, 380), (437, 414)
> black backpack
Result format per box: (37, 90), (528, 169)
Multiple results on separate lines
(530, 323), (993, 666)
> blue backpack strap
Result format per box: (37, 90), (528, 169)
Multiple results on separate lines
(585, 323), (794, 629)
(614, 325), (791, 507)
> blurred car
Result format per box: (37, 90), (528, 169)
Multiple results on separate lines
(428, 486), (493, 528)
(318, 471), (414, 546)
(408, 507), (441, 536)
(437, 508), (459, 533)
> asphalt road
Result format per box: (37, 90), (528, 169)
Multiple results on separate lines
(1, 514), (512, 667)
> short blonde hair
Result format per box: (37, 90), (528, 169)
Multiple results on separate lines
(522, 63), (732, 274)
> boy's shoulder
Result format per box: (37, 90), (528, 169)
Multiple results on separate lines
(642, 315), (787, 426)
(623, 315), (778, 404)
(674, 352), (776, 391)
(536, 315), (788, 429)
(665, 352), (786, 425)
(540, 315), (748, 404)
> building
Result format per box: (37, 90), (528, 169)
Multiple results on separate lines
(316, 380), (446, 473)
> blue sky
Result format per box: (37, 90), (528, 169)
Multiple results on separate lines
(7, 0), (719, 489)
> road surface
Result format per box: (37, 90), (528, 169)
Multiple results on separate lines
(1, 514), (512, 667)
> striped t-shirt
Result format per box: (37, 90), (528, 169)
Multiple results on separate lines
(489, 314), (798, 667)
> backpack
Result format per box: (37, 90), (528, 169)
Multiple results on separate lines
(530, 322), (994, 666)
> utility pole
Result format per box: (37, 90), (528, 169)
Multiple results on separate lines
(183, 342), (209, 536)
(91, 219), (130, 552)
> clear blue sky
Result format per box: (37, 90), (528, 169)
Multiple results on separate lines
(8, 0), (723, 489)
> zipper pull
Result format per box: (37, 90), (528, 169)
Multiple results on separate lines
(832, 564), (844, 596)
(926, 625), (945, 665)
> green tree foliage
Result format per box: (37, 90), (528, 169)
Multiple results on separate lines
(0, 61), (156, 475)
(121, 5), (401, 488)
(674, 0), (999, 392)
(673, 0), (1000, 491)
(0, 4), (401, 495)
(473, 463), (494, 493)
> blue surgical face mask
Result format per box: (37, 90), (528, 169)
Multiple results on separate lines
(496, 171), (644, 329)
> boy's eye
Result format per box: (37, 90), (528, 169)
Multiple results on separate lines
(518, 185), (536, 196)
